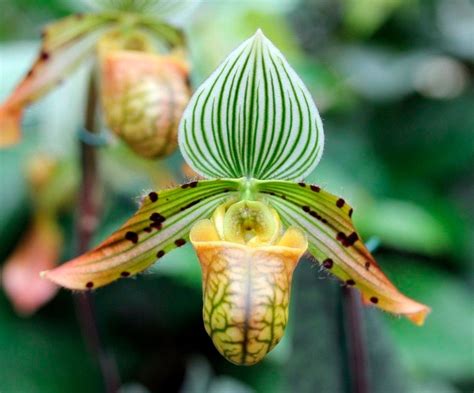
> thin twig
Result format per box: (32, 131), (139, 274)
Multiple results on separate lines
(74, 73), (121, 393)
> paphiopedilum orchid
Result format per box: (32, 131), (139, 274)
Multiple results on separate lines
(42, 30), (430, 366)
(0, 3), (190, 158)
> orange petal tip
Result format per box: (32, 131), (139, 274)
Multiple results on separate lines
(361, 291), (431, 326)
(405, 305), (431, 326)
(0, 106), (23, 146)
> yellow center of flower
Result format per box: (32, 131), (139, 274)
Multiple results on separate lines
(212, 200), (280, 246)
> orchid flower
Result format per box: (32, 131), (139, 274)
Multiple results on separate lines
(42, 31), (430, 366)
(0, 6), (189, 158)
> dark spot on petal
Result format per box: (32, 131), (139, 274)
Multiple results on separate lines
(189, 181), (198, 188)
(302, 205), (311, 213)
(150, 212), (165, 223)
(344, 232), (359, 247)
(365, 261), (371, 270)
(346, 279), (356, 286)
(337, 231), (359, 247)
(27, 68), (34, 77)
(298, 182), (306, 187)
(40, 50), (49, 61)
(336, 198), (345, 208)
(121, 271), (130, 277)
(181, 183), (189, 189)
(148, 191), (158, 202)
(150, 222), (162, 230)
(157, 250), (165, 258)
(144, 227), (152, 233)
(125, 231), (138, 244)
(322, 258), (333, 269)
(86, 282), (94, 289)
(348, 208), (353, 218)
(310, 185), (320, 192)
(175, 239), (186, 247)
(370, 297), (378, 304)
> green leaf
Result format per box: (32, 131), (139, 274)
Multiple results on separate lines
(42, 179), (239, 290)
(0, 295), (101, 392)
(179, 30), (324, 181)
(255, 179), (430, 325)
(382, 257), (474, 380)
(358, 199), (452, 256)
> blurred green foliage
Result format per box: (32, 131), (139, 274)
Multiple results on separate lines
(0, 0), (473, 392)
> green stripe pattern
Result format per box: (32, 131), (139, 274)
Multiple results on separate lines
(256, 180), (377, 285)
(255, 179), (427, 318)
(44, 179), (239, 290)
(179, 30), (324, 181)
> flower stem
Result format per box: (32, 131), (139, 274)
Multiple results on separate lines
(341, 286), (369, 393)
(74, 73), (120, 393)
(341, 239), (379, 393)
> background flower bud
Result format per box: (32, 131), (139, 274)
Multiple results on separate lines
(100, 49), (191, 158)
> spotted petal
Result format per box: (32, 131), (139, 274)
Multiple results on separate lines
(256, 179), (430, 325)
(179, 30), (324, 180)
(0, 13), (117, 146)
(42, 179), (239, 290)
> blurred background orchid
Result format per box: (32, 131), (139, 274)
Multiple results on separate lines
(0, 0), (190, 157)
(0, 0), (473, 392)
(1, 153), (77, 315)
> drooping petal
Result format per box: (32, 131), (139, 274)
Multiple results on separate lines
(100, 50), (190, 158)
(179, 30), (324, 180)
(42, 13), (118, 53)
(256, 179), (430, 325)
(2, 214), (61, 316)
(0, 13), (117, 146)
(41, 179), (239, 290)
(137, 18), (186, 48)
(190, 220), (307, 365)
(87, 0), (199, 21)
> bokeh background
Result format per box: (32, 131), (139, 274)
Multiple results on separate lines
(0, 0), (473, 392)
